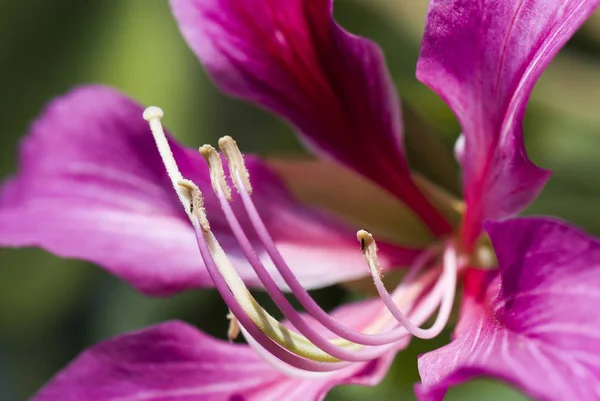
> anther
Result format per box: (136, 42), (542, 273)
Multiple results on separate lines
(218, 136), (252, 194)
(199, 145), (232, 201)
(357, 230), (382, 279)
(177, 179), (210, 232)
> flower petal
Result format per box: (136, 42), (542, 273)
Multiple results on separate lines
(0, 85), (208, 295)
(416, 217), (600, 400)
(170, 0), (451, 236)
(0, 85), (414, 295)
(34, 300), (400, 401)
(268, 159), (434, 247)
(417, 0), (600, 244)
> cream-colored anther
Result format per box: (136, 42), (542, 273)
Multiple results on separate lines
(177, 180), (210, 231)
(357, 230), (383, 279)
(143, 106), (191, 217)
(218, 136), (252, 194)
(226, 310), (240, 342)
(199, 145), (232, 201)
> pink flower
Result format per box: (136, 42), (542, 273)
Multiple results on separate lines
(2, 1), (600, 400)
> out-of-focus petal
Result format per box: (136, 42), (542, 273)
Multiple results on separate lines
(231, 157), (422, 289)
(0, 85), (415, 295)
(0, 85), (212, 295)
(416, 217), (600, 400)
(269, 159), (434, 247)
(402, 104), (461, 196)
(417, 0), (600, 245)
(170, 0), (451, 236)
(34, 300), (401, 401)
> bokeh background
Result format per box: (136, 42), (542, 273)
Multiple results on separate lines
(2, 1), (600, 400)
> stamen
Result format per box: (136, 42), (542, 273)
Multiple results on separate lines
(143, 106), (191, 217)
(199, 144), (232, 201)
(218, 136), (252, 193)
(141, 110), (352, 369)
(230, 168), (401, 344)
(359, 230), (458, 340)
(143, 114), (460, 372)
(177, 179), (210, 231)
(142, 110), (414, 370)
(185, 184), (354, 371)
(205, 157), (418, 361)
(218, 142), (446, 346)
(181, 181), (350, 363)
(358, 230), (383, 280)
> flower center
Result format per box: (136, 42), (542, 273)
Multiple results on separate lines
(144, 106), (464, 376)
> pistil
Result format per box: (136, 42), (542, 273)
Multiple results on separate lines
(143, 107), (190, 216)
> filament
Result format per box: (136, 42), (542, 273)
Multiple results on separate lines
(232, 166), (445, 344)
(359, 230), (457, 339)
(202, 146), (412, 361)
(185, 183), (357, 369)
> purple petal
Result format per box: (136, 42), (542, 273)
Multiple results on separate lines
(170, 0), (452, 236)
(34, 300), (400, 401)
(417, 217), (600, 400)
(417, 0), (600, 244)
(0, 85), (208, 295)
(0, 85), (415, 295)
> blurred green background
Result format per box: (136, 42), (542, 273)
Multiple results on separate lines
(2, 1), (600, 400)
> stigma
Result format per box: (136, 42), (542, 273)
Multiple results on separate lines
(143, 106), (461, 376)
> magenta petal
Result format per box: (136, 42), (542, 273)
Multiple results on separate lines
(170, 0), (404, 182)
(0, 85), (414, 295)
(0, 85), (211, 295)
(417, 218), (600, 400)
(170, 0), (451, 235)
(417, 0), (600, 242)
(34, 301), (399, 401)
